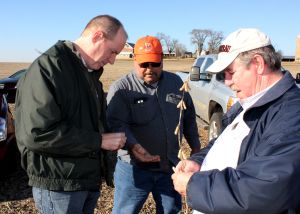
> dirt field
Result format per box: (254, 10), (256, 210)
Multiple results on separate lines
(0, 59), (194, 78)
(1, 59), (299, 89)
(0, 59), (299, 214)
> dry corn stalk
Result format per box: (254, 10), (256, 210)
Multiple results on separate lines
(176, 100), (187, 110)
(174, 124), (180, 135)
(179, 81), (191, 92)
(174, 76), (191, 214)
(174, 77), (191, 159)
(178, 148), (188, 160)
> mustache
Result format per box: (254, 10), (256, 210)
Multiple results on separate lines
(144, 72), (158, 77)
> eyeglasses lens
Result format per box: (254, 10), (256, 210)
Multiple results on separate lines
(139, 62), (161, 68)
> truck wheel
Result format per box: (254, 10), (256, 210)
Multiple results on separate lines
(209, 112), (223, 141)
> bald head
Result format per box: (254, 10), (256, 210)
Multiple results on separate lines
(82, 15), (128, 40)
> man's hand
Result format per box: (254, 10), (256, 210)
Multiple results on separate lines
(171, 159), (201, 196)
(171, 171), (194, 196)
(174, 159), (201, 173)
(129, 144), (160, 162)
(101, 132), (126, 150)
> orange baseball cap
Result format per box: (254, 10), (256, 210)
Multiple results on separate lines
(134, 36), (163, 63)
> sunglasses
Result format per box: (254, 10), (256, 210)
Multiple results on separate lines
(139, 62), (161, 68)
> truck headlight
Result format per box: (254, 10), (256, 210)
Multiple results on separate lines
(226, 96), (238, 111)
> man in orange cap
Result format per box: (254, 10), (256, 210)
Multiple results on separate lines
(107, 35), (200, 213)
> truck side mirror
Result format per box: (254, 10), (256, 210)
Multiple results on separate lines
(190, 66), (200, 81)
(200, 72), (212, 81)
(296, 73), (300, 84)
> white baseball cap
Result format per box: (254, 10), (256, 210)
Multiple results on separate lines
(207, 28), (272, 73)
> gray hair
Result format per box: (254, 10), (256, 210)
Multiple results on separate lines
(82, 15), (128, 40)
(237, 45), (282, 71)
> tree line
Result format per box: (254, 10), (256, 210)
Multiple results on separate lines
(156, 29), (224, 57)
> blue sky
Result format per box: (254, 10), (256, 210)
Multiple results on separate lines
(1, 0), (299, 62)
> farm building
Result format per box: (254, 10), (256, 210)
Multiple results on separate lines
(117, 42), (135, 59)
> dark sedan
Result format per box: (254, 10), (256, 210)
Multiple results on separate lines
(0, 90), (18, 176)
(0, 69), (25, 176)
(0, 69), (27, 103)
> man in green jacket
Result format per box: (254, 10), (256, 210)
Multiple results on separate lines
(15, 15), (127, 214)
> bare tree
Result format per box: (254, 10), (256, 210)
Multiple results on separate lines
(207, 31), (224, 54)
(172, 40), (187, 57)
(172, 39), (179, 57)
(156, 32), (174, 55)
(190, 29), (211, 56)
(177, 43), (187, 57)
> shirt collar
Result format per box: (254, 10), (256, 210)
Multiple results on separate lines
(64, 40), (94, 72)
(80, 56), (93, 72)
(239, 80), (279, 110)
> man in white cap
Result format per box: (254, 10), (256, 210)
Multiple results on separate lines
(172, 28), (300, 213)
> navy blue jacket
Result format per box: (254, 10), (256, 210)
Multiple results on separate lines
(188, 71), (300, 214)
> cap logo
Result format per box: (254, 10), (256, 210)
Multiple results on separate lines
(144, 42), (153, 53)
(219, 45), (231, 53)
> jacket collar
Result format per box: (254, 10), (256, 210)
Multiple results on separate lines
(61, 40), (104, 78)
(223, 71), (296, 127)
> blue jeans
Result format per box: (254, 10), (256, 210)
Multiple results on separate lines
(32, 187), (100, 214)
(112, 160), (182, 214)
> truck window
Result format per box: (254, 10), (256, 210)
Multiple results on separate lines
(203, 58), (214, 72)
(216, 72), (225, 82)
(195, 57), (205, 68)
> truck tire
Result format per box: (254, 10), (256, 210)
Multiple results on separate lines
(209, 112), (223, 141)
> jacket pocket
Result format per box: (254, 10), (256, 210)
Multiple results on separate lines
(130, 96), (157, 125)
